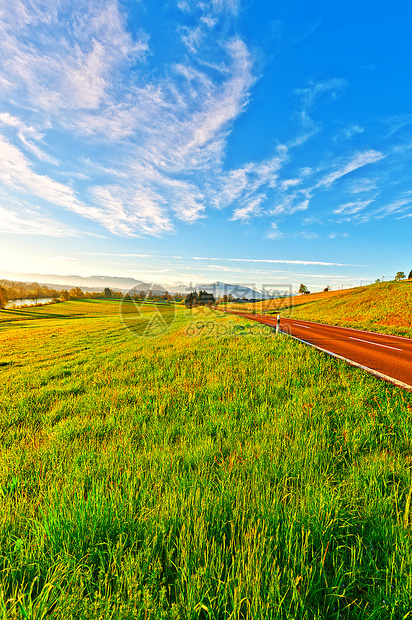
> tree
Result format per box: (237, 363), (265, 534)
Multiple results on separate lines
(28, 282), (43, 303)
(104, 287), (113, 298)
(0, 286), (8, 309)
(184, 291), (197, 308)
(69, 287), (84, 299)
(299, 283), (308, 294)
(395, 272), (406, 281)
(408, 270), (412, 280)
(323, 286), (330, 292)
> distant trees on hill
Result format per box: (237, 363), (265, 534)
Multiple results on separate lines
(0, 279), (118, 305)
(395, 272), (406, 281)
(408, 270), (412, 280)
(299, 283), (309, 294)
(0, 279), (188, 308)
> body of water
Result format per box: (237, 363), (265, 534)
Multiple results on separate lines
(5, 297), (53, 309)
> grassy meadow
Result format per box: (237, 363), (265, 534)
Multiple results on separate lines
(1, 299), (412, 619)
(229, 281), (412, 338)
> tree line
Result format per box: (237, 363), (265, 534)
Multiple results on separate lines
(0, 280), (187, 309)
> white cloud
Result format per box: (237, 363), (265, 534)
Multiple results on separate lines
(280, 177), (302, 191)
(0, 1), (291, 237)
(270, 194), (310, 216)
(0, 112), (58, 164)
(89, 185), (174, 236)
(318, 150), (385, 188)
(191, 256), (358, 266)
(333, 199), (375, 215)
(0, 0), (148, 119)
(267, 223), (284, 240)
(0, 135), (83, 212)
(0, 203), (75, 237)
(0, 0), (399, 246)
(371, 194), (412, 219)
(349, 177), (378, 194)
(211, 148), (288, 212)
(231, 194), (266, 222)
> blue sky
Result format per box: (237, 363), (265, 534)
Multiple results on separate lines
(0, 0), (411, 291)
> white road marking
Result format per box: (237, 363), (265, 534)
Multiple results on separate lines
(294, 324), (310, 329)
(349, 336), (403, 351)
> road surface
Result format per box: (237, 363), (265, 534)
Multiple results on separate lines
(221, 310), (412, 391)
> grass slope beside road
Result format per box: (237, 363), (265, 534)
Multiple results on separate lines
(1, 300), (412, 618)
(230, 281), (412, 338)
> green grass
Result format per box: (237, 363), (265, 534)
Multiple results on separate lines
(1, 300), (412, 619)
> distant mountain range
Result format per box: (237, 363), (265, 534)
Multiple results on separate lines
(0, 272), (292, 298)
(183, 281), (292, 299)
(0, 272), (166, 294)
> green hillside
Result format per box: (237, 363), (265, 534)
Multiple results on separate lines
(272, 281), (412, 338)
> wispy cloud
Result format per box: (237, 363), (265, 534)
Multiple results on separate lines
(266, 223), (284, 240)
(317, 150), (385, 188)
(192, 256), (360, 266)
(0, 112), (59, 164)
(0, 1), (258, 235)
(333, 199), (375, 215)
(334, 124), (364, 141)
(371, 193), (412, 219)
(0, 0), (148, 121)
(0, 136), (83, 213)
(296, 78), (347, 129)
(231, 194), (266, 222)
(0, 0), (407, 247)
(82, 252), (359, 267)
(295, 231), (319, 239)
(178, 0), (239, 16)
(386, 114), (412, 136)
(349, 177), (378, 194)
(328, 232), (349, 238)
(0, 198), (76, 237)
(270, 194), (310, 216)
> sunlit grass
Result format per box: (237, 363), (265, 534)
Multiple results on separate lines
(0, 300), (411, 618)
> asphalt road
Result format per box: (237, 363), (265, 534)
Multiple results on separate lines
(222, 310), (412, 391)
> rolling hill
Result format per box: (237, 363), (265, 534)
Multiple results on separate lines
(229, 280), (412, 337)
